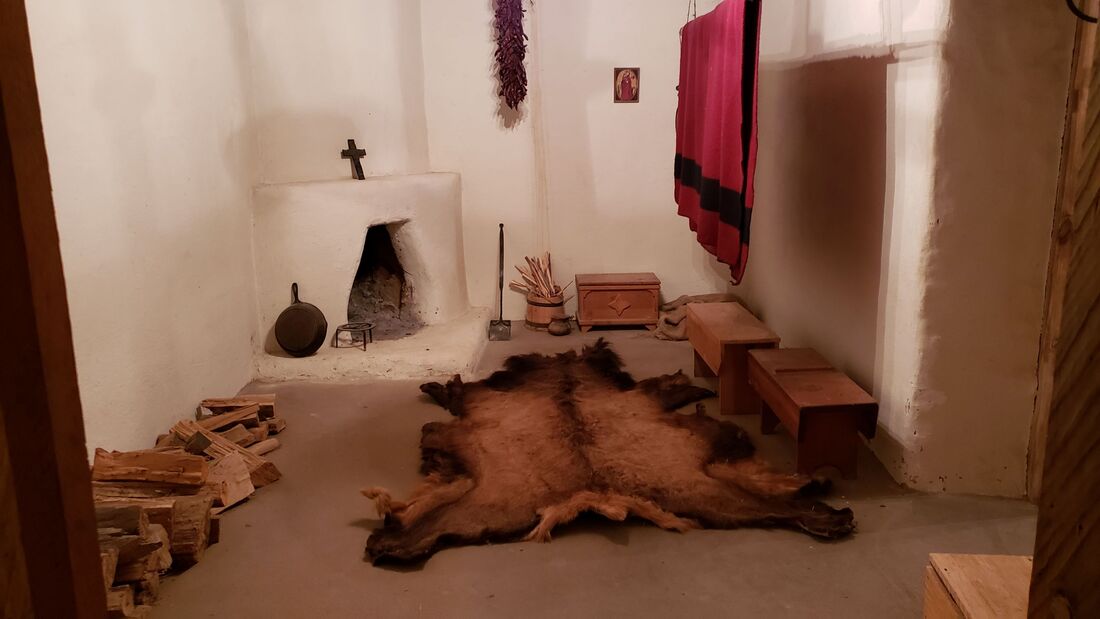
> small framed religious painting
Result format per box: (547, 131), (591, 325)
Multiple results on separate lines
(614, 67), (640, 103)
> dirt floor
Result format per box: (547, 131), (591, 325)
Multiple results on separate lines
(156, 328), (1036, 618)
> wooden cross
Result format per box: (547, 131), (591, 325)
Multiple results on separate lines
(341, 139), (366, 180)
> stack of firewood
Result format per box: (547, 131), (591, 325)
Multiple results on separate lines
(93, 394), (286, 618)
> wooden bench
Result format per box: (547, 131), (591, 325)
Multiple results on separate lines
(686, 302), (779, 416)
(924, 554), (1032, 618)
(747, 348), (877, 478)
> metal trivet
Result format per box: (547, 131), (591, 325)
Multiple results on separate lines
(331, 322), (374, 351)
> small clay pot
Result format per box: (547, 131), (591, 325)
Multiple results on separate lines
(548, 317), (572, 336)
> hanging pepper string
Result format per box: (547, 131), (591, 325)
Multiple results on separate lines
(494, 0), (528, 109)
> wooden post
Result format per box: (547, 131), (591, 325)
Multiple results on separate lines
(1030, 3), (1100, 616)
(0, 1), (107, 616)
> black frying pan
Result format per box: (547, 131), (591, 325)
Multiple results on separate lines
(275, 283), (328, 357)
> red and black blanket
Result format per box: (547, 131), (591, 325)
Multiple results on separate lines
(674, 0), (762, 284)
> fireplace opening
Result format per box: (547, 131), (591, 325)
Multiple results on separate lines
(347, 224), (423, 341)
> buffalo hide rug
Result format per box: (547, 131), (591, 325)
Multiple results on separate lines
(363, 339), (854, 563)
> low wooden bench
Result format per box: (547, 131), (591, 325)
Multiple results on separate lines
(686, 302), (780, 416)
(924, 553), (1032, 618)
(747, 348), (877, 478)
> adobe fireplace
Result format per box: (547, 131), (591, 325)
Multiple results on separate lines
(250, 173), (487, 381)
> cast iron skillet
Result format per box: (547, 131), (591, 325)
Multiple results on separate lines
(275, 283), (328, 357)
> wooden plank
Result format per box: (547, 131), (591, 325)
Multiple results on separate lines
(923, 565), (963, 619)
(198, 403), (261, 431)
(930, 553), (1031, 618)
(1031, 6), (1100, 618)
(0, 1), (106, 613)
(685, 302), (781, 346)
(172, 420), (281, 487)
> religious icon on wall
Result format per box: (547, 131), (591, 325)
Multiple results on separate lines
(614, 67), (640, 103)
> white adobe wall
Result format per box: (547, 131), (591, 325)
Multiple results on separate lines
(894, 0), (1074, 495)
(25, 1), (258, 456)
(243, 0), (431, 183)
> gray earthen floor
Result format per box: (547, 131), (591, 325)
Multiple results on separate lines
(157, 328), (1035, 618)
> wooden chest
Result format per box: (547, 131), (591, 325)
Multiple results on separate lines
(575, 273), (661, 332)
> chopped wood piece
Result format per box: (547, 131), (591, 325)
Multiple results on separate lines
(114, 553), (157, 583)
(147, 524), (172, 571)
(169, 495), (215, 564)
(266, 417), (287, 434)
(205, 452), (254, 508)
(248, 438), (280, 456)
(154, 433), (184, 448)
(184, 432), (212, 456)
(92, 448), (208, 487)
(97, 534), (159, 564)
(198, 404), (261, 432)
(202, 394), (276, 420)
(93, 481), (202, 501)
(172, 420), (281, 487)
(248, 421), (270, 443)
(106, 585), (135, 616)
(94, 498), (176, 544)
(100, 547), (119, 593)
(218, 423), (257, 447)
(135, 572), (160, 605)
(95, 505), (149, 536)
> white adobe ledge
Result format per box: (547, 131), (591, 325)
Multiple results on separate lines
(251, 173), (488, 382)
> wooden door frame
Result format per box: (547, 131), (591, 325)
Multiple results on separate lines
(0, 0), (106, 616)
(1029, 2), (1100, 616)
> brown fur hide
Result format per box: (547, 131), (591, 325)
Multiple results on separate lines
(363, 340), (854, 563)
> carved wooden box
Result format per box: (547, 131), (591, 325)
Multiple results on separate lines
(575, 272), (661, 332)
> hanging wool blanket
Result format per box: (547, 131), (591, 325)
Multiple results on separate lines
(674, 0), (762, 284)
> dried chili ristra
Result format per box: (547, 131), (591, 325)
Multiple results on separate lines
(494, 0), (528, 109)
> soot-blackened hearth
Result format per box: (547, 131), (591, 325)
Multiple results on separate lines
(348, 225), (423, 340)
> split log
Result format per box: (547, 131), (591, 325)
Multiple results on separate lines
(248, 438), (280, 457)
(114, 553), (157, 583)
(97, 534), (159, 564)
(198, 404), (261, 432)
(248, 421), (270, 443)
(92, 448), (208, 487)
(100, 547), (119, 593)
(95, 495), (211, 560)
(154, 433), (184, 448)
(92, 480), (201, 501)
(172, 420), (281, 487)
(201, 394), (276, 420)
(218, 423), (257, 447)
(95, 505), (149, 536)
(147, 524), (172, 571)
(266, 417), (287, 434)
(135, 572), (160, 606)
(205, 452), (254, 508)
(106, 585), (134, 617)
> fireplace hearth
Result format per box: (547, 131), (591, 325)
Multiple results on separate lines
(348, 224), (423, 340)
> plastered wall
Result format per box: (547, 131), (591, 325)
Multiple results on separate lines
(26, 1), (258, 455)
(244, 0), (430, 184)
